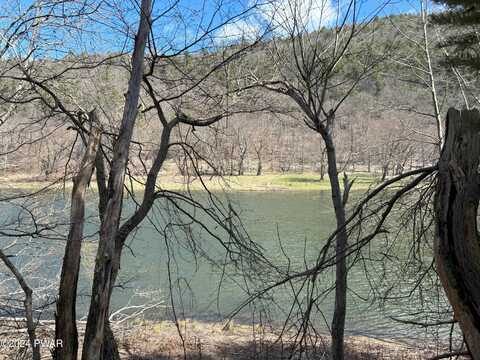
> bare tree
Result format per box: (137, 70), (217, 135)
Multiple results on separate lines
(240, 1), (388, 358)
(0, 1), (269, 359)
(0, 249), (40, 360)
(387, 0), (444, 150)
(55, 111), (101, 360)
(80, 2), (152, 358)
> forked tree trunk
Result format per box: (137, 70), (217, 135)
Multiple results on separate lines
(435, 108), (480, 359)
(81, 1), (151, 359)
(55, 112), (101, 360)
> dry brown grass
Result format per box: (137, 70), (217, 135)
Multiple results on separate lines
(0, 319), (460, 360)
(118, 320), (436, 360)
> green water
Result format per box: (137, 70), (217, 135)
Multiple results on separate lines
(0, 190), (451, 342)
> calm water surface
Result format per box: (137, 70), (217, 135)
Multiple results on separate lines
(0, 190), (449, 342)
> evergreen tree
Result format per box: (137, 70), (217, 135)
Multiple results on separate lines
(432, 0), (480, 69)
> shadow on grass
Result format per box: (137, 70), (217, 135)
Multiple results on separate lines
(281, 177), (322, 184)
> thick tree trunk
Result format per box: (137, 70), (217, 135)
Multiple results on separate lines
(435, 108), (480, 359)
(102, 321), (120, 360)
(95, 148), (122, 360)
(324, 135), (348, 360)
(81, 2), (151, 359)
(55, 113), (101, 360)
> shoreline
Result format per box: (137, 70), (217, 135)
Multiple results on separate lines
(0, 318), (446, 359)
(0, 172), (381, 192)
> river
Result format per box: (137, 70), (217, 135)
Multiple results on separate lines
(0, 189), (451, 343)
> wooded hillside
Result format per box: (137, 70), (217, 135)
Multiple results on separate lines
(0, 14), (471, 182)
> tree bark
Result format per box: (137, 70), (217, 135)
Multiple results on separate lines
(55, 111), (101, 360)
(102, 321), (120, 360)
(320, 148), (326, 181)
(435, 107), (480, 359)
(323, 134), (348, 360)
(94, 145), (122, 360)
(81, 1), (151, 359)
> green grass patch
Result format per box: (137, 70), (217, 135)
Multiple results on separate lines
(0, 172), (380, 193)
(206, 172), (379, 191)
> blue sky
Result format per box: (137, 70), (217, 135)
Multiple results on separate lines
(0, 0), (440, 58)
(214, 0), (434, 43)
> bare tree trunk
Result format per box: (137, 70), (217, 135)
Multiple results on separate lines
(381, 163), (388, 181)
(421, 0), (443, 150)
(94, 148), (121, 360)
(323, 135), (348, 360)
(82, 1), (151, 359)
(320, 147), (326, 181)
(435, 108), (480, 359)
(228, 142), (235, 176)
(55, 112), (101, 360)
(254, 141), (263, 176)
(256, 154), (262, 176)
(237, 135), (247, 176)
(0, 250), (40, 360)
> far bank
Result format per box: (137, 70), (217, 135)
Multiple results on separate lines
(0, 172), (386, 192)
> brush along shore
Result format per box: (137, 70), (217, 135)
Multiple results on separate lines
(0, 318), (460, 359)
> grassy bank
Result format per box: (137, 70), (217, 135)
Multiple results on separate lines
(219, 172), (377, 191)
(0, 172), (380, 192)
